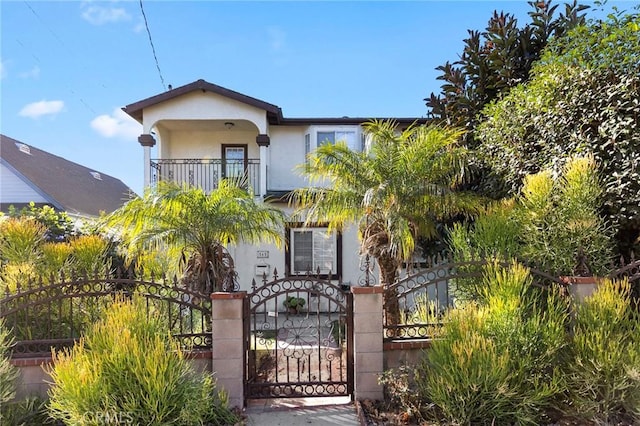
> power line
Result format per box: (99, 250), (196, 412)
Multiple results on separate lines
(21, 1), (97, 115)
(139, 0), (166, 91)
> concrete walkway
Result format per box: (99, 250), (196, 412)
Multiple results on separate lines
(244, 396), (361, 425)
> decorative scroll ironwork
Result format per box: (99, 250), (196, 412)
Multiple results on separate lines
(245, 269), (353, 399)
(383, 254), (567, 342)
(150, 158), (259, 193)
(608, 254), (640, 301)
(358, 254), (377, 287)
(0, 269), (212, 358)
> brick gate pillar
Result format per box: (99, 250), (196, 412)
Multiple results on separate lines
(210, 292), (246, 409)
(351, 286), (384, 401)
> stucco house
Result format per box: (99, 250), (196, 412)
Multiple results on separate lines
(0, 134), (135, 220)
(123, 79), (425, 290)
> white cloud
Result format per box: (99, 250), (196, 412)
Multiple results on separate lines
(0, 59), (7, 79)
(19, 100), (65, 118)
(19, 66), (40, 79)
(91, 108), (141, 140)
(267, 26), (286, 52)
(81, 5), (130, 25)
(133, 20), (145, 33)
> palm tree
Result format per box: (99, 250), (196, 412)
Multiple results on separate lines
(293, 120), (484, 324)
(102, 180), (285, 293)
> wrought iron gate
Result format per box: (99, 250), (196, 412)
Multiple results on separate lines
(244, 272), (353, 399)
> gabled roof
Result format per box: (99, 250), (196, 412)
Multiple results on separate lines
(0, 135), (135, 217)
(123, 79), (284, 124)
(122, 79), (428, 126)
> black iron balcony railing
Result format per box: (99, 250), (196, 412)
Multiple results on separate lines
(150, 158), (260, 193)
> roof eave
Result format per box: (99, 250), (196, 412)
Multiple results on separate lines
(277, 117), (429, 126)
(122, 79), (283, 124)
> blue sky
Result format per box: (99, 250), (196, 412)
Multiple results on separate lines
(0, 1), (625, 195)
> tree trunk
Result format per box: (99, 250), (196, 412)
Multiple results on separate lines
(377, 254), (401, 327)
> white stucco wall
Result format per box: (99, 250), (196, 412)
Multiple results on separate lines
(229, 218), (362, 295)
(267, 126), (307, 190)
(267, 124), (363, 191)
(157, 129), (260, 160)
(142, 91), (268, 135)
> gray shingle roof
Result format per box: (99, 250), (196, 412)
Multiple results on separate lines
(1, 134), (135, 217)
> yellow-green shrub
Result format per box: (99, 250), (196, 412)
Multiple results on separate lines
(47, 297), (238, 425)
(0, 319), (18, 411)
(39, 241), (73, 277)
(567, 279), (640, 424)
(415, 263), (569, 425)
(0, 262), (37, 294)
(69, 235), (109, 274)
(0, 217), (45, 264)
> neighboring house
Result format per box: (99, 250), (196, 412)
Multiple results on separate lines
(0, 134), (135, 220)
(123, 79), (425, 290)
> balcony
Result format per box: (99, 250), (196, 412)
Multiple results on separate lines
(150, 159), (260, 193)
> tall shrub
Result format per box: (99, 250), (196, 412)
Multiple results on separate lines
(450, 155), (613, 301)
(69, 235), (110, 274)
(0, 319), (18, 415)
(567, 279), (640, 424)
(416, 262), (568, 425)
(517, 155), (612, 274)
(0, 217), (45, 265)
(449, 199), (522, 301)
(39, 242), (73, 277)
(47, 297), (238, 425)
(6, 203), (76, 242)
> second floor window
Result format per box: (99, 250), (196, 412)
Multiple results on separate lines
(317, 131), (358, 151)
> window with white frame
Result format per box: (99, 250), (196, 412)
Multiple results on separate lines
(304, 133), (311, 163)
(287, 226), (340, 276)
(317, 130), (359, 151)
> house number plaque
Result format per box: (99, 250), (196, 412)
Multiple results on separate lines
(257, 250), (269, 259)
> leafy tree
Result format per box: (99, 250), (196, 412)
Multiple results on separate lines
(293, 120), (484, 323)
(102, 180), (285, 293)
(476, 9), (640, 255)
(425, 0), (588, 145)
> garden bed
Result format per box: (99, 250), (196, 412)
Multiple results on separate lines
(358, 399), (637, 426)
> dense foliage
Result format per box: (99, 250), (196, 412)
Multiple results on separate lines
(567, 279), (640, 424)
(477, 9), (640, 254)
(102, 180), (285, 293)
(418, 263), (568, 425)
(380, 265), (640, 425)
(0, 319), (19, 416)
(450, 156), (613, 301)
(0, 216), (112, 293)
(425, 0), (587, 144)
(293, 120), (484, 325)
(48, 297), (238, 425)
(5, 203), (76, 242)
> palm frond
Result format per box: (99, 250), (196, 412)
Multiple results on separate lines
(294, 119), (484, 285)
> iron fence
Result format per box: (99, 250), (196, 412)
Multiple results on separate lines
(382, 254), (566, 342)
(0, 269), (212, 358)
